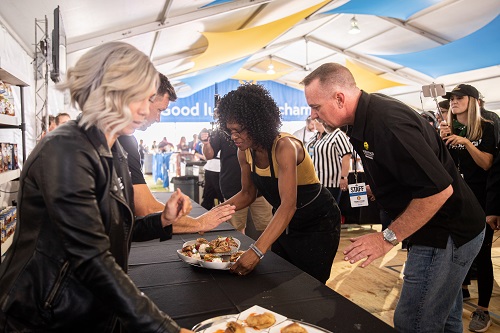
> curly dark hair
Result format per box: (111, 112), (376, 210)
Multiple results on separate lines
(217, 84), (281, 151)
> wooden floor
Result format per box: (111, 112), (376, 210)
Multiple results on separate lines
(327, 225), (500, 333)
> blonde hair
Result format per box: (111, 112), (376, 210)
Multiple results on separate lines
(447, 96), (485, 141)
(58, 42), (158, 138)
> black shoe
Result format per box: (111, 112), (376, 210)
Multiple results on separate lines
(463, 288), (471, 301)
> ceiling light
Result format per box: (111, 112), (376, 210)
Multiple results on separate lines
(267, 57), (275, 75)
(349, 16), (361, 34)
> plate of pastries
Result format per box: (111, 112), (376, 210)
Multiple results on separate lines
(192, 305), (332, 333)
(177, 236), (243, 270)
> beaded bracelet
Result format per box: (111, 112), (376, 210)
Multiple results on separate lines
(249, 243), (264, 260)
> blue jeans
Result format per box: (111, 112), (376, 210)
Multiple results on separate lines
(394, 228), (485, 333)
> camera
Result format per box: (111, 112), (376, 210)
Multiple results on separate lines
(422, 83), (446, 98)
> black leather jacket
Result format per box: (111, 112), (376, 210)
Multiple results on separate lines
(0, 120), (180, 333)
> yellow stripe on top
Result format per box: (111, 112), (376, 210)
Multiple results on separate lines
(244, 132), (320, 185)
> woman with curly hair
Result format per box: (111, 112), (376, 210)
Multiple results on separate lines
(216, 84), (341, 283)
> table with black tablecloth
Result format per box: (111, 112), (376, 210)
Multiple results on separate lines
(128, 193), (396, 332)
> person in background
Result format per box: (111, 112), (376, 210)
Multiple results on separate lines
(151, 140), (158, 152)
(420, 111), (438, 130)
(292, 115), (316, 145)
(440, 84), (497, 332)
(138, 139), (146, 170)
(195, 129), (209, 160)
(158, 136), (174, 152)
(48, 115), (56, 131)
(0, 41), (195, 333)
(302, 63), (485, 333)
(216, 84), (341, 284)
(479, 93), (500, 148)
(188, 133), (199, 152)
(437, 99), (450, 123)
(486, 154), (500, 255)
(118, 73), (235, 230)
(305, 119), (352, 203)
(177, 136), (190, 153)
(199, 129), (224, 210)
(40, 115), (56, 138)
(55, 112), (71, 126)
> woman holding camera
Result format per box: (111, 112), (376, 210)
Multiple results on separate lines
(440, 84), (497, 332)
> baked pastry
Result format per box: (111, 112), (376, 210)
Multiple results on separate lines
(280, 322), (308, 333)
(230, 251), (244, 262)
(246, 312), (276, 329)
(225, 321), (245, 333)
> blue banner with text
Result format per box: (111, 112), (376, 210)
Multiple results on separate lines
(160, 79), (311, 123)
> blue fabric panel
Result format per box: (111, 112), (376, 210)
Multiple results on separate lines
(321, 0), (442, 20)
(178, 57), (250, 98)
(374, 15), (500, 78)
(200, 0), (234, 9)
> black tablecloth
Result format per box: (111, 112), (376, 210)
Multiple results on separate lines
(129, 193), (396, 332)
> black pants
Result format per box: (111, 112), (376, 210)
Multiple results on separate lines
(201, 170), (223, 210)
(463, 224), (494, 308)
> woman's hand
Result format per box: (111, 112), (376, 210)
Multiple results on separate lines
(339, 177), (348, 191)
(229, 249), (260, 276)
(439, 121), (450, 139)
(161, 189), (192, 226)
(443, 134), (470, 146)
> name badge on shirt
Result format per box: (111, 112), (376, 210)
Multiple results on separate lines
(348, 182), (369, 207)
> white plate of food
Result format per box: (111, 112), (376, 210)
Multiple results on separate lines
(199, 259), (232, 270)
(193, 305), (292, 333)
(177, 249), (202, 265)
(182, 236), (241, 256)
(193, 311), (332, 333)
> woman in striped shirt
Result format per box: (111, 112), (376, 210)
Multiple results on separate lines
(305, 120), (353, 203)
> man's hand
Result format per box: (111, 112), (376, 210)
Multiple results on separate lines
(197, 204), (236, 233)
(365, 184), (376, 201)
(161, 189), (192, 227)
(486, 215), (500, 231)
(343, 232), (394, 268)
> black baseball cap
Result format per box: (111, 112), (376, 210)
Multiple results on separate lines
(438, 100), (449, 110)
(442, 84), (479, 100)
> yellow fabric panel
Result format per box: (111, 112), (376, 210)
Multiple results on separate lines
(346, 60), (405, 92)
(188, 1), (330, 73)
(244, 133), (320, 185)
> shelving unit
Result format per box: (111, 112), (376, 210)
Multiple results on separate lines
(0, 67), (28, 258)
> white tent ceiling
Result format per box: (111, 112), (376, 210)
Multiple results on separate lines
(1, 0), (500, 112)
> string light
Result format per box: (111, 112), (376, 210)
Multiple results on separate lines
(349, 16), (361, 34)
(267, 56), (275, 75)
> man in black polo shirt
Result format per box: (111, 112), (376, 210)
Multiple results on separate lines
(302, 63), (485, 333)
(118, 73), (234, 233)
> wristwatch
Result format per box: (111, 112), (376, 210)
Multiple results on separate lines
(382, 228), (399, 246)
(340, 176), (347, 180)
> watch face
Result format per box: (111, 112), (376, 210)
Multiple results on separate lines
(383, 229), (398, 245)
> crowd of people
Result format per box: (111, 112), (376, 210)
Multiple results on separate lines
(0, 41), (499, 333)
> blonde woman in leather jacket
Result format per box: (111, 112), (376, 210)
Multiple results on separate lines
(0, 42), (194, 333)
